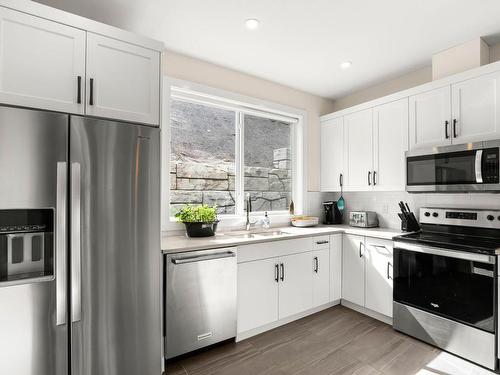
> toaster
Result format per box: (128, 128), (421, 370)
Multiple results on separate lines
(349, 211), (379, 228)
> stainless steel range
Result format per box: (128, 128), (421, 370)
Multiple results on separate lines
(393, 207), (500, 370)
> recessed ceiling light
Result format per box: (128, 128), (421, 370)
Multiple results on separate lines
(340, 61), (353, 69)
(245, 18), (260, 30)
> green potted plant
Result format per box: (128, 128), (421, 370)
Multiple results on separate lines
(175, 204), (219, 237)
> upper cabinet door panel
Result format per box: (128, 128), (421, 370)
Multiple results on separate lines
(451, 72), (500, 143)
(0, 7), (85, 114)
(320, 117), (344, 192)
(409, 86), (451, 150)
(373, 98), (408, 191)
(86, 33), (160, 125)
(344, 109), (373, 191)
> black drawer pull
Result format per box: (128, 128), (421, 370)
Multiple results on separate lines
(315, 240), (329, 245)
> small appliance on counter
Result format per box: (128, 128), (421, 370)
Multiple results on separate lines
(323, 201), (342, 225)
(397, 201), (420, 232)
(349, 211), (379, 228)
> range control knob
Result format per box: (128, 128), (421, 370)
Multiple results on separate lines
(497, 215), (500, 221)
(487, 215), (495, 221)
(432, 212), (439, 218)
(424, 212), (431, 217)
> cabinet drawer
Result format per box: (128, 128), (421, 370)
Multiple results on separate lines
(312, 236), (330, 250)
(238, 237), (312, 263)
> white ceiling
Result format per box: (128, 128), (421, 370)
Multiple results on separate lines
(34, 0), (500, 99)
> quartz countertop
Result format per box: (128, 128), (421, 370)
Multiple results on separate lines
(161, 225), (406, 254)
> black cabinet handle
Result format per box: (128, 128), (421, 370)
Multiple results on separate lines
(314, 257), (319, 273)
(373, 171), (377, 186)
(359, 242), (363, 258)
(453, 119), (458, 138)
(339, 173), (343, 187)
(445, 120), (449, 139)
(77, 76), (82, 104)
(316, 240), (329, 245)
(274, 264), (279, 283)
(89, 78), (94, 106)
(368, 171), (371, 186)
(387, 262), (393, 280)
(280, 263), (284, 281)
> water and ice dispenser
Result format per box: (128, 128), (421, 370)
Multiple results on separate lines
(0, 209), (54, 284)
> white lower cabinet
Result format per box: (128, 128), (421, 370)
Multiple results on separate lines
(342, 234), (365, 306)
(279, 252), (313, 319)
(342, 234), (394, 318)
(237, 258), (279, 333)
(329, 234), (342, 302)
(312, 248), (330, 308)
(364, 238), (393, 317)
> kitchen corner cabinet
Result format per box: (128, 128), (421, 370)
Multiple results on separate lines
(0, 7), (86, 114)
(320, 117), (344, 192)
(86, 33), (160, 125)
(329, 234), (342, 302)
(342, 234), (393, 318)
(342, 234), (365, 306)
(344, 109), (373, 191)
(312, 243), (330, 307)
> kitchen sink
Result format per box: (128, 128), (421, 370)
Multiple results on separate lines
(223, 230), (287, 239)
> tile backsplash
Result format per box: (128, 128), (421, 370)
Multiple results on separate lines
(306, 191), (500, 230)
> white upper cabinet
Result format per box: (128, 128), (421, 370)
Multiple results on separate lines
(451, 71), (500, 143)
(0, 7), (85, 114)
(364, 238), (393, 318)
(373, 99), (409, 191)
(320, 117), (344, 192)
(342, 234), (365, 306)
(344, 109), (373, 191)
(409, 86), (452, 150)
(86, 33), (160, 125)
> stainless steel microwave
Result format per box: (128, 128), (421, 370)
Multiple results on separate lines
(406, 140), (500, 192)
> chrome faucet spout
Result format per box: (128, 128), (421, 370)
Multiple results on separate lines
(245, 193), (252, 231)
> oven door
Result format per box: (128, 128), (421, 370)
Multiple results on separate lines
(406, 144), (499, 192)
(393, 241), (496, 333)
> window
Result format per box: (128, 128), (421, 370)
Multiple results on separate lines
(168, 86), (302, 221)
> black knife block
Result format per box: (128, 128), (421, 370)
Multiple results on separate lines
(401, 215), (420, 232)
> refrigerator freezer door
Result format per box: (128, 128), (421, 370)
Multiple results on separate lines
(0, 107), (69, 375)
(70, 117), (161, 375)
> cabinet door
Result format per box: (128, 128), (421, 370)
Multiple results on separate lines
(237, 258), (279, 333)
(451, 71), (500, 143)
(344, 109), (373, 191)
(312, 248), (330, 307)
(373, 99), (409, 191)
(86, 33), (160, 125)
(364, 238), (393, 317)
(278, 252), (313, 319)
(409, 86), (452, 150)
(342, 234), (365, 306)
(320, 117), (344, 192)
(329, 234), (342, 302)
(0, 7), (85, 114)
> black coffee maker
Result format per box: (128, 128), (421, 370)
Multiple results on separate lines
(323, 201), (342, 225)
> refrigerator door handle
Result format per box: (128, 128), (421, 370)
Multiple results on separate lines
(56, 162), (68, 326)
(71, 162), (82, 323)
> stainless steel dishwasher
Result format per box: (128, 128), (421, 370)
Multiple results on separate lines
(166, 247), (237, 359)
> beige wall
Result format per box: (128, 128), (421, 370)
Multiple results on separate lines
(162, 50), (336, 192)
(331, 42), (500, 112)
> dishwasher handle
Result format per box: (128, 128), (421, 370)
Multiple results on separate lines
(171, 251), (236, 265)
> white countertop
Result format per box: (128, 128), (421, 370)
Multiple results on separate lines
(161, 225), (406, 254)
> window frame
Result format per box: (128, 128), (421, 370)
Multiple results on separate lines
(161, 78), (307, 231)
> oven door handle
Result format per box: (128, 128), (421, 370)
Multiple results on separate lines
(475, 149), (483, 183)
(393, 241), (495, 264)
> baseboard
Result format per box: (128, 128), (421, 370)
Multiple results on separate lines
(341, 299), (393, 325)
(236, 300), (341, 342)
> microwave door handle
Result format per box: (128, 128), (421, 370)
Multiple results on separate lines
(475, 150), (483, 183)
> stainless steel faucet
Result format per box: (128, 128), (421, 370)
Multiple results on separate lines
(245, 193), (252, 231)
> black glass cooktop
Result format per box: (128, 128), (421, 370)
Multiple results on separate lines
(394, 230), (500, 255)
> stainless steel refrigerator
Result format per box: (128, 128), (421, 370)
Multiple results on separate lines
(0, 106), (161, 375)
